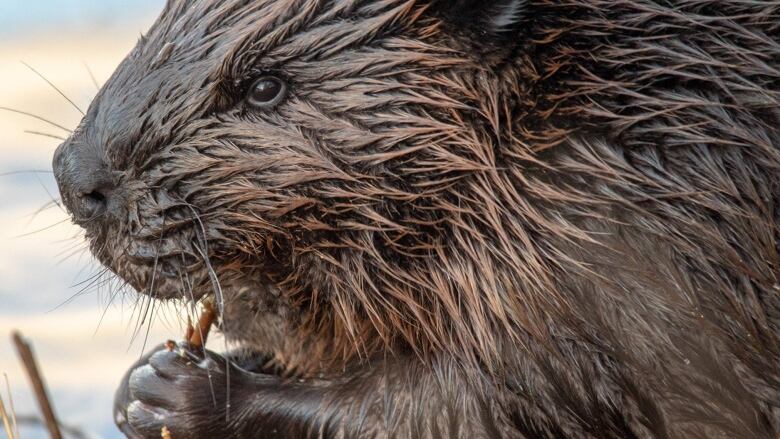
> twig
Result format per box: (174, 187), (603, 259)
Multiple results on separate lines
(186, 297), (216, 349)
(12, 331), (64, 439)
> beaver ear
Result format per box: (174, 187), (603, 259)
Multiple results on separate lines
(426, 0), (527, 36)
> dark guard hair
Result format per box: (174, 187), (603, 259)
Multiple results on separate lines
(51, 0), (780, 437)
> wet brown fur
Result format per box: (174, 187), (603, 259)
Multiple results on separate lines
(53, 0), (780, 437)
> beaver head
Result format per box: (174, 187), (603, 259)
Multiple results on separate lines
(51, 0), (546, 359)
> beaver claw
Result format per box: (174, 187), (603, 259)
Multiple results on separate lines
(114, 342), (263, 439)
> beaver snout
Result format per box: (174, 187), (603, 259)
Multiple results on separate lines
(53, 139), (117, 225)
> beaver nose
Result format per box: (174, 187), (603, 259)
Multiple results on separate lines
(53, 140), (115, 224)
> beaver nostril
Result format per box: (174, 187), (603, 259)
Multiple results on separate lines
(84, 190), (106, 204)
(77, 189), (108, 221)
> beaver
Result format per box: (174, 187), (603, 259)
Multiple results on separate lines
(51, 0), (780, 437)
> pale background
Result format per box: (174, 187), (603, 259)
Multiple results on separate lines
(0, 1), (200, 438)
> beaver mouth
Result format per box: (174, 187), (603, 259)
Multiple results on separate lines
(76, 181), (279, 303)
(73, 184), (246, 302)
(91, 226), (231, 302)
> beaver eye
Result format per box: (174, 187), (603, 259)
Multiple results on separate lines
(247, 76), (286, 108)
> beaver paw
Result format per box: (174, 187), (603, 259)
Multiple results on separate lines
(114, 342), (266, 439)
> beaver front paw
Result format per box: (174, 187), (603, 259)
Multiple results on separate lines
(114, 342), (270, 439)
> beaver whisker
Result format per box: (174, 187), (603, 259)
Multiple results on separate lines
(192, 239), (224, 315)
(23, 130), (66, 141)
(30, 171), (66, 216)
(0, 170), (54, 177)
(26, 199), (64, 224)
(52, 239), (86, 262)
(147, 215), (166, 300)
(131, 218), (166, 353)
(124, 249), (189, 264)
(139, 297), (160, 355)
(12, 217), (71, 238)
(178, 263), (195, 310)
(49, 266), (112, 313)
(126, 289), (150, 351)
(54, 241), (89, 265)
(183, 206), (235, 419)
(94, 277), (128, 336)
(176, 256), (222, 415)
(96, 274), (126, 311)
(183, 202), (226, 314)
(129, 283), (155, 351)
(68, 262), (114, 289)
(0, 107), (71, 133)
(82, 61), (101, 91)
(77, 211), (110, 227)
(20, 61), (85, 116)
(176, 254), (222, 410)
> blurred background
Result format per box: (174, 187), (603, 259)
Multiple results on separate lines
(0, 1), (192, 438)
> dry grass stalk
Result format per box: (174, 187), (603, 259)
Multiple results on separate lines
(0, 390), (14, 439)
(4, 374), (19, 439)
(12, 331), (63, 439)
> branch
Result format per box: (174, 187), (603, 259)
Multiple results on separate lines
(11, 331), (64, 439)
